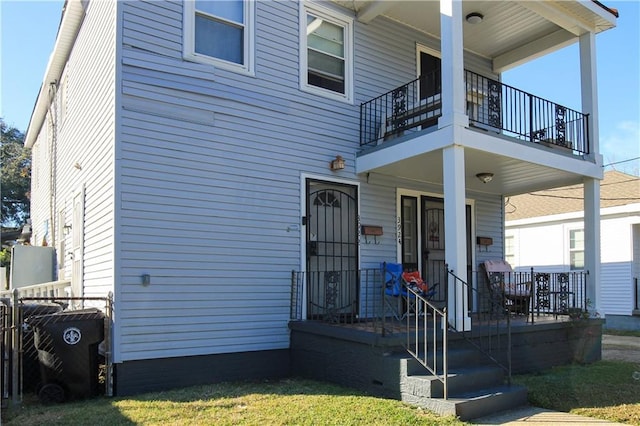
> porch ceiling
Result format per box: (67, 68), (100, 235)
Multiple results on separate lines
(333, 0), (616, 72)
(361, 146), (595, 197)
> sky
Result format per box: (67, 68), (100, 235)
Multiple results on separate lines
(1, 0), (639, 175)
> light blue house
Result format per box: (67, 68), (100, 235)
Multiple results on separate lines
(24, 0), (617, 412)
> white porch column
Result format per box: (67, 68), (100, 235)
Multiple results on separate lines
(584, 178), (601, 314)
(580, 32), (602, 314)
(439, 0), (468, 129)
(579, 31), (601, 163)
(443, 145), (470, 330)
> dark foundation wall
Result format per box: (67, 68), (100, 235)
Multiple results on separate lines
(509, 320), (604, 373)
(289, 319), (604, 396)
(114, 349), (290, 396)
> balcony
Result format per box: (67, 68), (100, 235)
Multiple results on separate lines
(360, 70), (589, 156)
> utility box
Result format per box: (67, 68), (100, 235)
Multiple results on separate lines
(9, 245), (55, 289)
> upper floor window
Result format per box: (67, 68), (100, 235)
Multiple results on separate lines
(569, 229), (584, 270)
(300, 3), (353, 103)
(184, 0), (254, 74)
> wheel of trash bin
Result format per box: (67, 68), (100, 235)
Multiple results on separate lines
(38, 383), (66, 404)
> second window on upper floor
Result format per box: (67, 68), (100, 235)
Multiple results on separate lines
(184, 0), (254, 74)
(300, 3), (353, 103)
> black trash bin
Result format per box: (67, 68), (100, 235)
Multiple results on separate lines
(20, 303), (65, 393)
(27, 308), (104, 403)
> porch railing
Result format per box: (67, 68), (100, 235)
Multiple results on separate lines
(360, 70), (441, 147)
(360, 70), (589, 156)
(404, 285), (448, 399)
(0, 280), (71, 299)
(449, 268), (513, 384)
(465, 70), (589, 155)
(290, 268), (383, 327)
(291, 268), (588, 327)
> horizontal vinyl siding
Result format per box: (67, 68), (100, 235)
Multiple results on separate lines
(507, 215), (640, 316)
(116, 0), (498, 362)
(29, 1), (116, 298)
(62, 0), (117, 298)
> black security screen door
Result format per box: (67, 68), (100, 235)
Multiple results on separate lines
(305, 179), (358, 321)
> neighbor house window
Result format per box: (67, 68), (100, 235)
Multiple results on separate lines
(569, 229), (584, 270)
(184, 0), (254, 74)
(505, 235), (515, 266)
(300, 3), (353, 102)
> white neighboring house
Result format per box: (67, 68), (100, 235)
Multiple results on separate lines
(505, 171), (640, 330)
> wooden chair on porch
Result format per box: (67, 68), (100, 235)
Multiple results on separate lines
(481, 259), (532, 317)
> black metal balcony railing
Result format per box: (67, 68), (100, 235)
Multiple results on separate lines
(290, 268), (588, 331)
(360, 70), (442, 147)
(360, 70), (590, 156)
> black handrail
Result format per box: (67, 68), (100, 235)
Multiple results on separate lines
(360, 70), (590, 156)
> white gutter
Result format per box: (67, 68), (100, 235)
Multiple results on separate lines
(24, 0), (85, 149)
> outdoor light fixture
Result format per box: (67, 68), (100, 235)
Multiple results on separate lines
(476, 172), (494, 183)
(63, 224), (72, 235)
(330, 155), (345, 171)
(466, 12), (484, 24)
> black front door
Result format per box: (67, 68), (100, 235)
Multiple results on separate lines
(306, 180), (358, 321)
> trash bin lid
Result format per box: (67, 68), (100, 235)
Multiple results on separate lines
(26, 307), (104, 326)
(21, 302), (64, 318)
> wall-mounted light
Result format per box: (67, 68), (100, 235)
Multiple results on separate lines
(63, 224), (72, 235)
(476, 172), (494, 183)
(330, 155), (345, 171)
(466, 12), (484, 24)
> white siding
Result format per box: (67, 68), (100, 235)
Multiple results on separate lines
(114, 0), (498, 362)
(507, 212), (640, 316)
(29, 0), (117, 300)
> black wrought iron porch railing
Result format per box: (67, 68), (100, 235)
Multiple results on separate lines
(291, 268), (588, 329)
(360, 70), (590, 156)
(634, 277), (639, 312)
(359, 70), (442, 147)
(290, 268), (383, 327)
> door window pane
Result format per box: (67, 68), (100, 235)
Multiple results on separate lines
(402, 197), (418, 267)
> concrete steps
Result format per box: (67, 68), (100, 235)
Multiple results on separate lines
(397, 345), (528, 421)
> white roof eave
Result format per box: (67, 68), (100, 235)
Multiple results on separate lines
(24, 0), (85, 149)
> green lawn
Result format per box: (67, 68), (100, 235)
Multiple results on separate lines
(4, 360), (639, 425)
(2, 379), (465, 426)
(513, 360), (640, 425)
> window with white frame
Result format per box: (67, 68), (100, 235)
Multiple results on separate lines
(505, 235), (515, 266)
(301, 3), (353, 102)
(184, 0), (254, 73)
(569, 229), (584, 270)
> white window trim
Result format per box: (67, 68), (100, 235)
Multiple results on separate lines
(183, 0), (255, 75)
(568, 227), (585, 271)
(299, 2), (354, 103)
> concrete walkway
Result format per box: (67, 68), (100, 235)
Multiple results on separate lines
(472, 405), (625, 425)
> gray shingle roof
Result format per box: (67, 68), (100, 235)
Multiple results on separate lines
(505, 171), (640, 221)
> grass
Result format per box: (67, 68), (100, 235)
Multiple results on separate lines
(4, 360), (639, 425)
(513, 360), (640, 425)
(2, 379), (466, 426)
(604, 329), (640, 338)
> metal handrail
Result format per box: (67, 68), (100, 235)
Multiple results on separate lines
(404, 284), (448, 399)
(464, 70), (589, 155)
(360, 70), (590, 156)
(447, 267), (512, 384)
